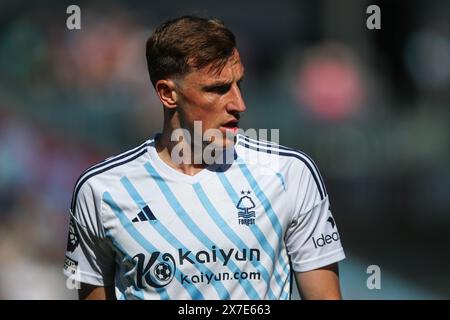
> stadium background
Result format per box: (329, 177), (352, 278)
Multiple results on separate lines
(0, 0), (449, 299)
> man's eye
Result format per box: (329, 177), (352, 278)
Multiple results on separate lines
(209, 85), (231, 94)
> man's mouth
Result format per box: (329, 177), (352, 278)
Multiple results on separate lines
(220, 120), (239, 133)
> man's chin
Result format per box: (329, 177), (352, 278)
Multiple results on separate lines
(200, 136), (235, 165)
(206, 135), (236, 150)
(223, 136), (237, 150)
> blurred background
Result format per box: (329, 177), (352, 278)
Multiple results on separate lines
(0, 0), (449, 299)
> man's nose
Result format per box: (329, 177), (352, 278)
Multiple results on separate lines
(227, 83), (246, 113)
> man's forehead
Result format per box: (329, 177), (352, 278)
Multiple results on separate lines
(191, 52), (244, 83)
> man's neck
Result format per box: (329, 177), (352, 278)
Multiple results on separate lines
(155, 127), (207, 176)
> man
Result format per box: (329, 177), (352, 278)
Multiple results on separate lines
(63, 16), (345, 300)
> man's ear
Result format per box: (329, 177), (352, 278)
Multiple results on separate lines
(155, 79), (179, 109)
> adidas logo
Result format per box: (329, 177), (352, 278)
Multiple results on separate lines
(132, 205), (157, 222)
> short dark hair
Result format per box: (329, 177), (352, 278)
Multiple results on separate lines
(146, 16), (236, 87)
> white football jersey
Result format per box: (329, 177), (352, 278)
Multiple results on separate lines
(63, 134), (345, 300)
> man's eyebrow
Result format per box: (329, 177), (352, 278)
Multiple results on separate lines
(202, 80), (233, 90)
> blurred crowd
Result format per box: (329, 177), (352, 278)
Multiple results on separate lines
(0, 4), (163, 298)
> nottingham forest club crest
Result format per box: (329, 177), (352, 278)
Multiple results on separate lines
(237, 190), (256, 225)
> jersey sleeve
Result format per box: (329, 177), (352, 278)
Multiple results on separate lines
(63, 181), (115, 286)
(284, 159), (345, 272)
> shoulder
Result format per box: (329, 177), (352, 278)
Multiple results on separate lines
(70, 138), (153, 211)
(236, 134), (320, 171)
(236, 134), (327, 200)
